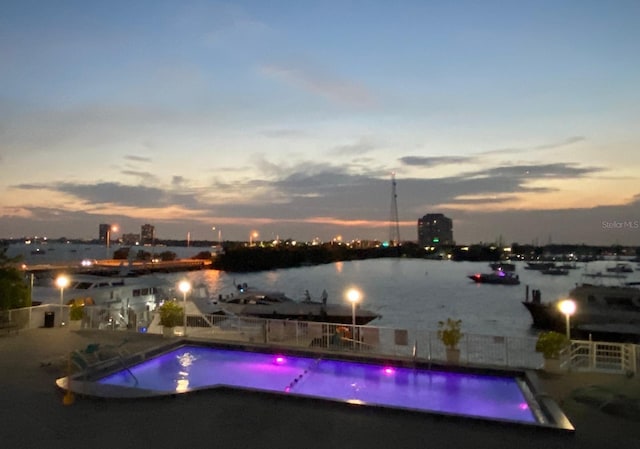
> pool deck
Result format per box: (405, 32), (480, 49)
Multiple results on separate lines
(1, 328), (639, 449)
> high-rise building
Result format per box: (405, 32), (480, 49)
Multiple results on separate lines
(418, 214), (453, 247)
(98, 224), (110, 243)
(141, 224), (155, 245)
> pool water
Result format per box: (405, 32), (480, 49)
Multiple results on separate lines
(98, 346), (537, 424)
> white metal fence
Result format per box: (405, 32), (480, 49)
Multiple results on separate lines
(2, 304), (638, 375)
(566, 340), (638, 374)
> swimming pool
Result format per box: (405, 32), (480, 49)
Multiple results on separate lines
(92, 344), (557, 426)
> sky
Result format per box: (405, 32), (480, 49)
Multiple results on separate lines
(1, 0), (639, 245)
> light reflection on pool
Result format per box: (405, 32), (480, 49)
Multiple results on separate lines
(98, 346), (537, 424)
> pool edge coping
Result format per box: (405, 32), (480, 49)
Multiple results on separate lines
(57, 337), (576, 433)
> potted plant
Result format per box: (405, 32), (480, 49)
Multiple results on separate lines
(158, 300), (183, 337)
(535, 331), (569, 372)
(69, 302), (84, 329)
(437, 318), (463, 363)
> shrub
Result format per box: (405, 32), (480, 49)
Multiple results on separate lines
(437, 318), (463, 349)
(535, 331), (569, 359)
(69, 303), (84, 321)
(158, 301), (183, 328)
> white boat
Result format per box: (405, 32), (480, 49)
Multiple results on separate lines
(31, 274), (169, 328)
(606, 262), (634, 273)
(488, 262), (516, 272)
(522, 281), (640, 341)
(190, 283), (381, 325)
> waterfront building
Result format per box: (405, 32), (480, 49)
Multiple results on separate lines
(98, 224), (110, 243)
(418, 213), (453, 247)
(141, 224), (155, 245)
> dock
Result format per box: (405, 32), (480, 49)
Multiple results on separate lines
(24, 258), (211, 277)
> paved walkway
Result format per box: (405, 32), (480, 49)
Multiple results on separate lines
(1, 328), (638, 449)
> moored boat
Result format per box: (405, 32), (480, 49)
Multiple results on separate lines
(606, 262), (634, 273)
(522, 282), (640, 342)
(524, 261), (556, 271)
(541, 267), (569, 276)
(31, 273), (169, 328)
(467, 271), (520, 285)
(489, 262), (516, 272)
(190, 283), (381, 325)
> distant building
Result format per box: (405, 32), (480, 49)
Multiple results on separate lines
(98, 224), (110, 243)
(418, 214), (453, 247)
(141, 224), (155, 245)
(121, 233), (139, 246)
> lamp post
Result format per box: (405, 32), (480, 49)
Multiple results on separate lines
(346, 288), (361, 349)
(250, 231), (258, 246)
(212, 227), (222, 248)
(56, 275), (69, 326)
(179, 280), (191, 337)
(558, 299), (576, 340)
(106, 225), (118, 259)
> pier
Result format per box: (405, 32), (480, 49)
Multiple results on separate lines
(23, 258), (210, 277)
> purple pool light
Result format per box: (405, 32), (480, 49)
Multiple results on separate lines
(98, 346), (539, 424)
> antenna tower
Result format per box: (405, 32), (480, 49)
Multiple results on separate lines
(389, 173), (401, 246)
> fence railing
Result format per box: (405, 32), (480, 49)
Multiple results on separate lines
(3, 304), (638, 375)
(566, 340), (638, 375)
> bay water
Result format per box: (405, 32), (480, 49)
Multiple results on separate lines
(9, 242), (639, 339)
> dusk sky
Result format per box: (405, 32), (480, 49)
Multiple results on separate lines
(1, 1), (639, 245)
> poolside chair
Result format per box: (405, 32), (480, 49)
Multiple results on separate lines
(70, 338), (131, 370)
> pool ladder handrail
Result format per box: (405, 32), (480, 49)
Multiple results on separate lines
(116, 353), (139, 387)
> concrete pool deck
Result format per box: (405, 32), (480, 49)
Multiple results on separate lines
(1, 328), (638, 448)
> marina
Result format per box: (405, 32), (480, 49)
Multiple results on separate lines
(8, 242), (640, 340)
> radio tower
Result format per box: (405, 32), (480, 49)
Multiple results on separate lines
(389, 173), (401, 246)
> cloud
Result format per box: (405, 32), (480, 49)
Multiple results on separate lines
(400, 156), (475, 167)
(445, 195), (519, 205)
(13, 181), (206, 210)
(125, 155), (152, 163)
(172, 176), (186, 186)
(329, 139), (378, 156)
(260, 63), (374, 107)
(399, 137), (586, 168)
(462, 162), (602, 179)
(6, 155), (630, 244)
(121, 170), (158, 182)
(480, 136), (586, 156)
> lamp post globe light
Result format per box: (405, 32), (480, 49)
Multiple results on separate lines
(179, 280), (191, 337)
(249, 231), (259, 246)
(558, 299), (576, 339)
(56, 275), (69, 326)
(346, 288), (361, 349)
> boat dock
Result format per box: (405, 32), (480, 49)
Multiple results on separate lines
(24, 258), (210, 276)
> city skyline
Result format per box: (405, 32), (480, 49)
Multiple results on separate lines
(1, 1), (639, 245)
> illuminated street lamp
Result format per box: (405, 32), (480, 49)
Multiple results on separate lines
(56, 275), (69, 326)
(212, 226), (222, 246)
(558, 299), (576, 339)
(249, 231), (259, 246)
(179, 280), (191, 337)
(106, 225), (118, 259)
(346, 288), (361, 349)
